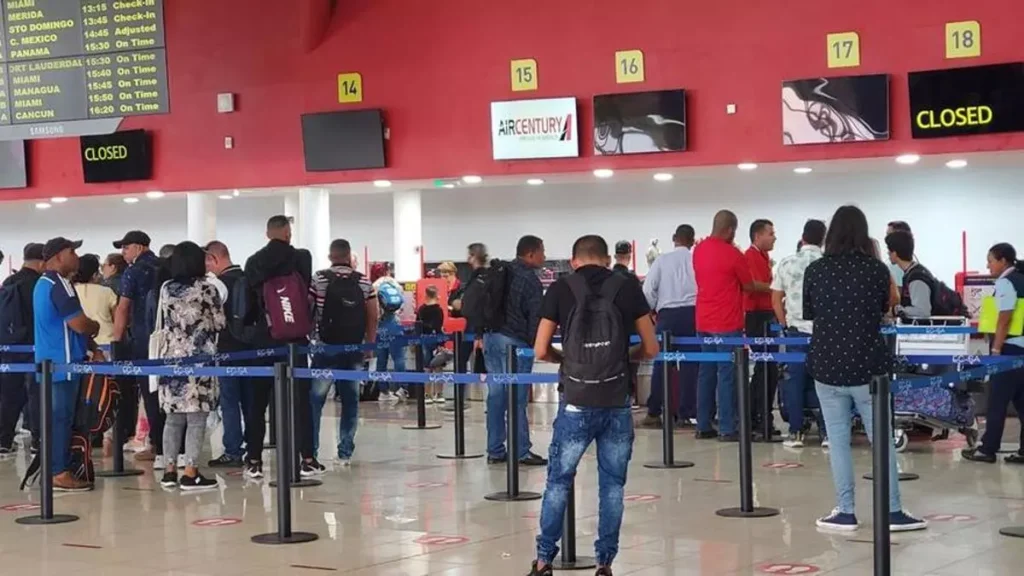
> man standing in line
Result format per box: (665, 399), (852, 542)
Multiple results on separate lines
(308, 239), (378, 466)
(693, 211), (764, 441)
(886, 221), (912, 287)
(204, 241), (250, 468)
(885, 231), (935, 319)
(641, 225), (698, 428)
(745, 219), (779, 438)
(612, 241), (637, 281)
(34, 238), (100, 492)
(772, 220), (828, 448)
(483, 235), (547, 466)
(0, 243), (44, 455)
(111, 230), (164, 467)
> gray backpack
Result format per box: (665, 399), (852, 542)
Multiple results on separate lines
(560, 273), (629, 407)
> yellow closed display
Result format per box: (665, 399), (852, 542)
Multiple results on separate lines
(977, 295), (1024, 336)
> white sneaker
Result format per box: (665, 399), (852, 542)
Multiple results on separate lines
(783, 433), (804, 448)
(379, 391), (395, 402)
(177, 454), (186, 468)
(152, 455), (167, 470)
(821, 436), (830, 449)
(337, 458), (351, 468)
(395, 389), (409, 403)
(424, 396), (435, 405)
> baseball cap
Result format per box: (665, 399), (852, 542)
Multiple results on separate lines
(615, 241), (632, 256)
(22, 242), (44, 261)
(113, 230), (151, 249)
(42, 237), (83, 261)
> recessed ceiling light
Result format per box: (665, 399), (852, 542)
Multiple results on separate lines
(593, 169), (614, 179)
(527, 178), (545, 186)
(737, 163), (758, 171)
(123, 197), (139, 204)
(218, 194), (233, 200)
(145, 191), (165, 199)
(793, 167), (813, 174)
(373, 180), (392, 188)
(35, 202), (51, 210)
(945, 159), (967, 169)
(653, 173), (674, 182)
(442, 184), (456, 189)
(232, 189), (241, 197)
(895, 154), (920, 165)
(50, 196), (68, 203)
(462, 175), (482, 184)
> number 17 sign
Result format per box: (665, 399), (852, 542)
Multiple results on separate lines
(826, 31), (860, 68)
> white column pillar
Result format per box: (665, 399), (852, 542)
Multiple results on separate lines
(294, 187), (331, 270)
(393, 189), (422, 281)
(186, 192), (217, 245)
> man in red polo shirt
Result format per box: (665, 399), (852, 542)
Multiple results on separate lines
(693, 210), (764, 441)
(744, 219), (778, 440)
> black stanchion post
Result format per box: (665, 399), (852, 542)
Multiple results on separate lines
(18, 360), (78, 525)
(253, 362), (318, 545)
(716, 347), (779, 519)
(551, 481), (596, 570)
(267, 393), (277, 449)
(863, 334), (918, 482)
(438, 332), (483, 459)
(96, 343), (143, 478)
(754, 318), (781, 444)
(403, 334), (440, 430)
(270, 345), (320, 488)
(485, 345), (541, 502)
(871, 374), (892, 576)
(646, 331), (694, 470)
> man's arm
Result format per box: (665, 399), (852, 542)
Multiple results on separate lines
(900, 280), (932, 318)
(364, 298), (379, 345)
(771, 290), (787, 327)
(533, 318), (562, 363)
(523, 276), (543, 345)
(631, 313), (659, 362)
(67, 312), (99, 338)
(734, 251), (758, 292)
(112, 297), (132, 342)
(642, 257), (661, 310)
(802, 270), (816, 322)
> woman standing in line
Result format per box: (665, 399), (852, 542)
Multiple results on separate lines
(155, 241), (225, 491)
(803, 205), (926, 532)
(73, 254), (120, 453)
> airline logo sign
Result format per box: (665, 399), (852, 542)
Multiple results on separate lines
(491, 97), (579, 160)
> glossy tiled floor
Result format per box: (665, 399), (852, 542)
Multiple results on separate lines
(0, 399), (1022, 576)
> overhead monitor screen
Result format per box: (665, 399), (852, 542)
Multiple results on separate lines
(593, 89), (686, 155)
(782, 74), (890, 145)
(80, 128), (151, 183)
(300, 109), (386, 171)
(0, 139), (27, 188)
(909, 62), (1024, 139)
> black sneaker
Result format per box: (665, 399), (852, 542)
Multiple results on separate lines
(595, 567), (614, 576)
(300, 458), (326, 477)
(718, 433), (740, 443)
(961, 448), (997, 463)
(520, 452), (547, 467)
(208, 454), (243, 468)
(487, 454), (508, 465)
(179, 473), (218, 491)
(244, 460), (264, 479)
(695, 430), (717, 440)
(160, 471), (179, 489)
(527, 560), (553, 576)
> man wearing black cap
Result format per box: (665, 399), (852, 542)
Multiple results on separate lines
(0, 243), (45, 455)
(34, 238), (99, 492)
(110, 230), (166, 467)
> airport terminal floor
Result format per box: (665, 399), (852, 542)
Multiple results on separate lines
(0, 402), (1021, 576)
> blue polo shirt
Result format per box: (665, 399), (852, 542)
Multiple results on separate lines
(33, 272), (88, 382)
(120, 250), (160, 356)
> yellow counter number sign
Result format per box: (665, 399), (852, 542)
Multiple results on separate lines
(946, 21), (981, 59)
(337, 72), (363, 104)
(511, 59), (537, 92)
(826, 32), (860, 68)
(615, 50), (645, 84)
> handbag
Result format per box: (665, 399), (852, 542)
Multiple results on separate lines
(147, 281), (171, 393)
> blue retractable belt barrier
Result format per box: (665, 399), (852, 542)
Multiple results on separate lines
(0, 363), (36, 374)
(293, 367), (560, 385)
(0, 345), (34, 353)
(671, 336), (811, 346)
(55, 363), (276, 378)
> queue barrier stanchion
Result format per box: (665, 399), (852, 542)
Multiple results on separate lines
(253, 362), (318, 545)
(17, 360), (79, 526)
(403, 333), (441, 431)
(753, 319), (781, 444)
(484, 345), (541, 502)
(96, 343), (144, 478)
(864, 334), (918, 482)
(551, 479), (596, 571)
(438, 332), (483, 460)
(716, 347), (779, 519)
(271, 345), (321, 489)
(870, 374), (892, 576)
(645, 331), (693, 470)
(267, 392), (277, 450)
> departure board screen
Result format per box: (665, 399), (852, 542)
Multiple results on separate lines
(0, 0), (168, 128)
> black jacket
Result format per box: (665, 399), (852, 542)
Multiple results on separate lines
(217, 265), (248, 352)
(1, 267), (40, 344)
(243, 240), (313, 346)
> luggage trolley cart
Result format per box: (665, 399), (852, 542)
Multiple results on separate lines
(892, 317), (980, 452)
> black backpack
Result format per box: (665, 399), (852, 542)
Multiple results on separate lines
(0, 278), (29, 345)
(903, 265), (967, 317)
(560, 273), (629, 407)
(227, 275), (259, 345)
(319, 271), (368, 345)
(461, 262), (509, 331)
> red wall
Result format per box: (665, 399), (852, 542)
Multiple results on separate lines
(13, 0), (1024, 201)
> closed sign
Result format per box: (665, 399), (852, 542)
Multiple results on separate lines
(80, 129), (152, 183)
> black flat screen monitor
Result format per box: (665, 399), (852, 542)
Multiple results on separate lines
(0, 140), (27, 189)
(80, 130), (152, 183)
(782, 74), (890, 145)
(593, 89), (686, 155)
(909, 62), (1024, 139)
(301, 109), (386, 171)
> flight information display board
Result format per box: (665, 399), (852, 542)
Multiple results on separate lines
(0, 0), (168, 126)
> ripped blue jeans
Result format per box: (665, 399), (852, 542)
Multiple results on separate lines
(536, 403), (634, 567)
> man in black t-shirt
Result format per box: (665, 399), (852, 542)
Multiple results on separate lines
(528, 235), (658, 576)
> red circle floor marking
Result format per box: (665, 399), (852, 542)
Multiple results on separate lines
(191, 517), (242, 527)
(226, 470), (244, 477)
(924, 514), (977, 522)
(414, 535), (470, 546)
(759, 563), (821, 575)
(0, 503), (39, 512)
(406, 481), (447, 489)
(623, 494), (660, 503)
(763, 462), (804, 470)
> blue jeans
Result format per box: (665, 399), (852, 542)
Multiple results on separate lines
(537, 403), (634, 566)
(696, 331), (741, 436)
(483, 332), (534, 459)
(51, 377), (80, 476)
(815, 382), (902, 515)
(782, 331), (825, 436)
(219, 377), (248, 459)
(311, 353), (362, 459)
(647, 306), (698, 419)
(375, 315), (407, 392)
